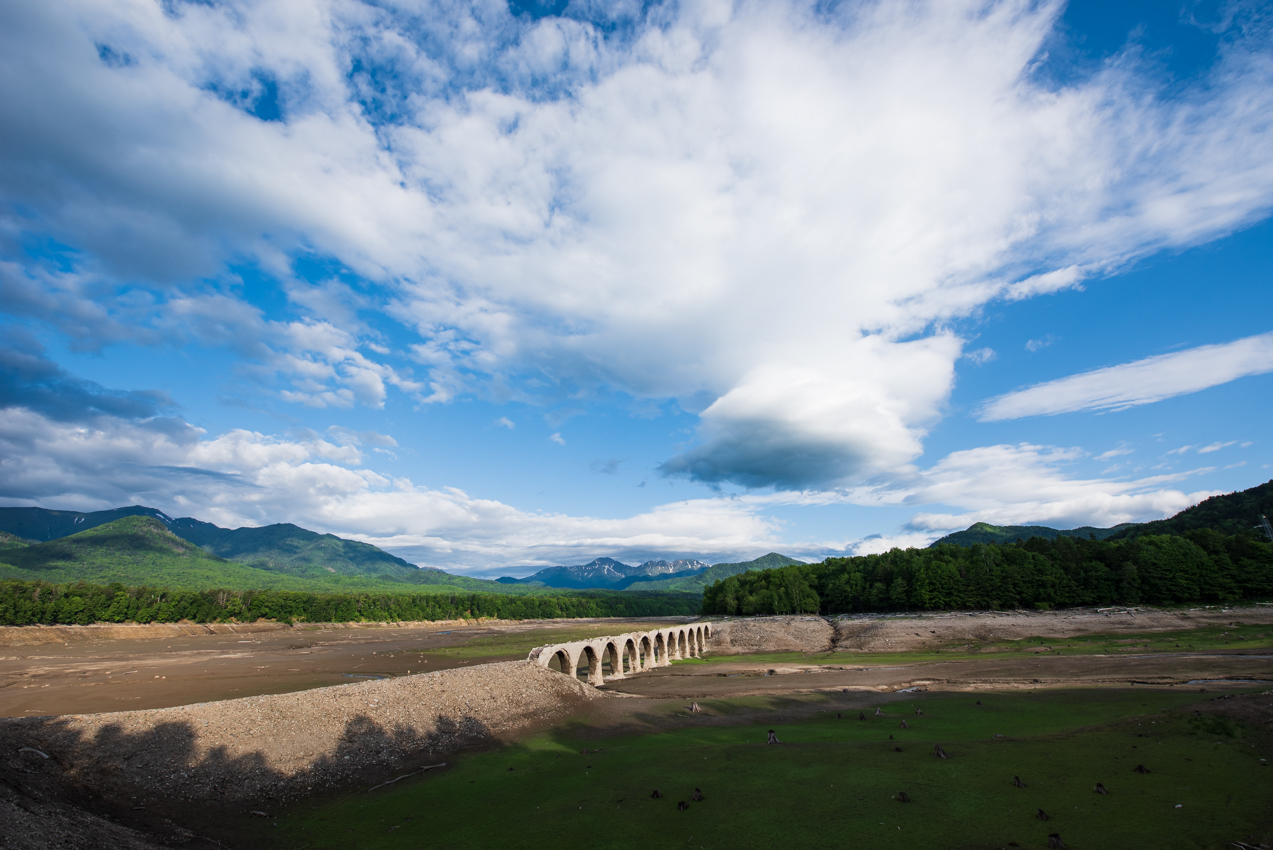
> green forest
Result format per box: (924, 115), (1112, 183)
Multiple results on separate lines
(0, 580), (700, 626)
(702, 530), (1273, 616)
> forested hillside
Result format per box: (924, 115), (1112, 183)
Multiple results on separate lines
(0, 580), (700, 626)
(702, 530), (1273, 615)
(1108, 479), (1273, 540)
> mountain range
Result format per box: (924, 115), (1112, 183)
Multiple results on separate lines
(0, 505), (798, 596)
(930, 479), (1273, 548)
(495, 557), (712, 590)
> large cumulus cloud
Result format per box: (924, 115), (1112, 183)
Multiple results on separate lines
(2, 0), (1272, 492)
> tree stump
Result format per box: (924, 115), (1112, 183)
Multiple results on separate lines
(692, 788), (703, 802)
(875, 707), (882, 715)
(690, 702), (702, 713)
(1047, 833), (1066, 849)
(1013, 776), (1026, 788)
(893, 746), (903, 752)
(837, 713), (843, 719)
(1095, 782), (1108, 795)
(934, 744), (949, 759)
(915, 708), (923, 715)
(767, 730), (781, 744)
(1037, 808), (1049, 821)
(976, 700), (982, 705)
(1133, 764), (1150, 774)
(859, 712), (866, 721)
(900, 720), (909, 729)
(678, 801), (689, 811)
(651, 790), (662, 799)
(897, 791), (910, 803)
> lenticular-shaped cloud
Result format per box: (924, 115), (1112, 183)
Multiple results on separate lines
(980, 332), (1273, 421)
(2, 0), (1273, 489)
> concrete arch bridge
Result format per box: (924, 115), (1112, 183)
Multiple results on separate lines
(527, 623), (712, 686)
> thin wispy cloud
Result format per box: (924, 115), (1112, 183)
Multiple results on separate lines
(980, 332), (1273, 421)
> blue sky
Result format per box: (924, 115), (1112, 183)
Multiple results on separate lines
(1, 0), (1271, 576)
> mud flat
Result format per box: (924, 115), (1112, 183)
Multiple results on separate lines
(0, 616), (690, 717)
(0, 661), (597, 848)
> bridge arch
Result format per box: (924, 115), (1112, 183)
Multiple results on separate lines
(529, 622), (712, 685)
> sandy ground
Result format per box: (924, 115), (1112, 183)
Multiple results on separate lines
(0, 617), (690, 718)
(705, 605), (1273, 655)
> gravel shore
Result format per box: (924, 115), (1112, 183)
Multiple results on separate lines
(1, 660), (597, 810)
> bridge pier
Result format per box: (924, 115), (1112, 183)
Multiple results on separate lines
(529, 623), (712, 686)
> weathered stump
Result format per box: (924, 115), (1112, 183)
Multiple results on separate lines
(1037, 808), (1049, 821)
(677, 801), (689, 811)
(897, 791), (910, 803)
(651, 789), (662, 799)
(692, 788), (703, 802)
(767, 730), (781, 745)
(1013, 776), (1026, 788)
(1095, 782), (1108, 795)
(934, 744), (949, 759)
(1133, 764), (1150, 774)
(900, 720), (909, 729)
(1047, 833), (1066, 849)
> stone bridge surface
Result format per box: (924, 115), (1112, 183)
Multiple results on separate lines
(527, 622), (712, 686)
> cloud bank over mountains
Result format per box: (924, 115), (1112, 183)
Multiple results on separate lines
(1, 0), (1270, 567)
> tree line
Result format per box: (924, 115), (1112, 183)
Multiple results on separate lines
(702, 530), (1273, 616)
(0, 581), (700, 626)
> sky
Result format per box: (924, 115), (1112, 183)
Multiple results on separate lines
(1, 0), (1271, 577)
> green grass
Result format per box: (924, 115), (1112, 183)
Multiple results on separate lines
(263, 688), (1272, 850)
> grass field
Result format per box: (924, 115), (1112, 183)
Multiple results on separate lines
(262, 688), (1272, 850)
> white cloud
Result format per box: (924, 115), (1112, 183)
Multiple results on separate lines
(965, 347), (997, 365)
(2, 0), (1273, 490)
(901, 443), (1214, 533)
(1025, 334), (1058, 352)
(1095, 443), (1133, 460)
(1198, 440), (1237, 454)
(0, 406), (782, 570)
(495, 416), (515, 429)
(980, 332), (1273, 421)
(549, 432), (565, 446)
